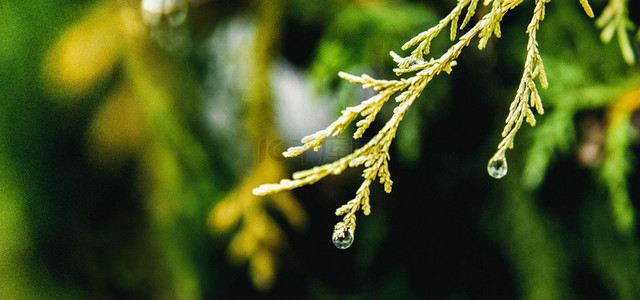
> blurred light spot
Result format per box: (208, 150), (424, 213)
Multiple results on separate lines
(86, 85), (147, 168)
(43, 5), (123, 98)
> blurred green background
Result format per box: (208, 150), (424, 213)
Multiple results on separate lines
(1, 0), (640, 299)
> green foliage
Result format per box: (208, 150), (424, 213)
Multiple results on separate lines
(602, 116), (635, 234)
(255, 0), (607, 249)
(521, 0), (633, 189)
(310, 2), (448, 166)
(596, 0), (637, 64)
(503, 2), (640, 298)
(310, 2), (439, 91)
(522, 0), (639, 235)
(2, 0), (640, 299)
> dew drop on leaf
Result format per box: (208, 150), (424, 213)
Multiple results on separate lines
(487, 153), (508, 179)
(332, 227), (354, 249)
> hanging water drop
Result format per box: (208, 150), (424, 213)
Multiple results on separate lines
(332, 227), (354, 249)
(409, 59), (424, 67)
(487, 152), (508, 179)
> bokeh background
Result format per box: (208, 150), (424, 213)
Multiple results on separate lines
(1, 0), (640, 298)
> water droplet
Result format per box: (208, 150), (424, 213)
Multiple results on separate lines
(487, 153), (508, 179)
(409, 59), (424, 67)
(332, 227), (354, 249)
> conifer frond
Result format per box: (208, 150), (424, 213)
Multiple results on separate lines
(579, 0), (594, 18)
(494, 0), (548, 155)
(596, 0), (636, 64)
(254, 0), (601, 247)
